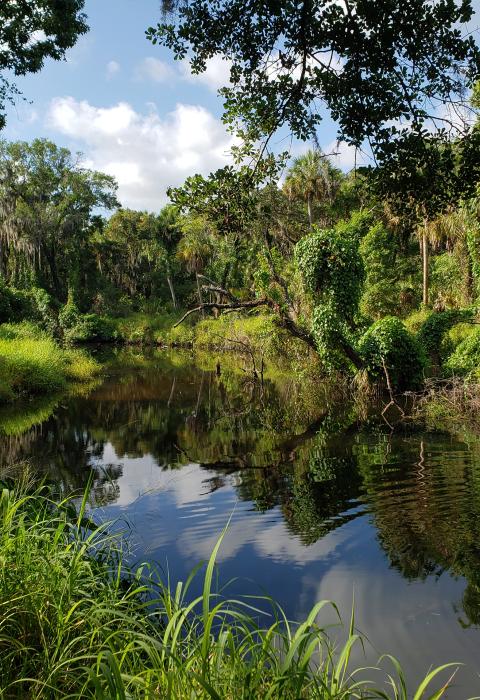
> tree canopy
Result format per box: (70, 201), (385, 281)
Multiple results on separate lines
(0, 139), (118, 299)
(148, 0), (480, 155)
(0, 0), (88, 129)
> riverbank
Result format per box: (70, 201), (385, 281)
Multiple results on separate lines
(0, 322), (101, 402)
(3, 306), (480, 442)
(111, 309), (310, 361)
(0, 477), (459, 699)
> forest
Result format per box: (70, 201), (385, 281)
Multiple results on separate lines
(2, 130), (480, 405)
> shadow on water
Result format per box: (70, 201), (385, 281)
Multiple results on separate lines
(2, 347), (480, 692)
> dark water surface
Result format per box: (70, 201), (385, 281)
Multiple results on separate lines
(2, 350), (480, 696)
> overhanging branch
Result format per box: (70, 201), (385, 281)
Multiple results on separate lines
(173, 298), (272, 327)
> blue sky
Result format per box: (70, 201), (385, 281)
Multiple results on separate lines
(3, 0), (480, 211)
(2, 0), (345, 211)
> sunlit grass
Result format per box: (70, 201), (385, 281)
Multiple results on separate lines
(0, 323), (101, 402)
(0, 478), (461, 699)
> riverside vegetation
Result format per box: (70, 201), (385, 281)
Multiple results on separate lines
(3, 0), (480, 696)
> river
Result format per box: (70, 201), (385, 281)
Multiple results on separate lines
(1, 349), (479, 696)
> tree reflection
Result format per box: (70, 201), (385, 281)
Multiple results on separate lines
(2, 351), (480, 625)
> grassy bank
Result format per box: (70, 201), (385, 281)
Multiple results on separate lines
(112, 311), (313, 367)
(0, 322), (100, 402)
(0, 478), (460, 699)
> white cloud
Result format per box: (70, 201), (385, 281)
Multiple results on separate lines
(137, 57), (175, 83)
(27, 30), (47, 46)
(106, 60), (120, 79)
(47, 96), (235, 211)
(432, 101), (476, 133)
(324, 139), (369, 171)
(180, 55), (232, 92)
(135, 54), (231, 92)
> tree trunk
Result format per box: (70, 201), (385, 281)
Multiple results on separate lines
(166, 274), (177, 309)
(422, 226), (429, 307)
(307, 194), (313, 227)
(45, 244), (62, 300)
(196, 274), (205, 318)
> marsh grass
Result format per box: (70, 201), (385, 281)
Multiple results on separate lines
(0, 323), (100, 402)
(0, 478), (461, 699)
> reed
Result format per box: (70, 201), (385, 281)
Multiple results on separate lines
(0, 478), (460, 699)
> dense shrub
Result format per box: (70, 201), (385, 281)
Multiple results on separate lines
(30, 286), (59, 334)
(59, 299), (117, 342)
(112, 311), (183, 344)
(404, 308), (431, 334)
(358, 316), (426, 389)
(444, 326), (480, 378)
(64, 314), (118, 343)
(416, 309), (475, 357)
(359, 223), (399, 319)
(360, 280), (401, 320)
(0, 283), (32, 323)
(441, 322), (476, 361)
(296, 216), (365, 369)
(58, 297), (80, 330)
(430, 251), (471, 309)
(295, 223), (365, 319)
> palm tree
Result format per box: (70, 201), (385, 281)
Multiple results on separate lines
(283, 149), (341, 227)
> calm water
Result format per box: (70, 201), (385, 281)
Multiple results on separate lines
(2, 350), (480, 696)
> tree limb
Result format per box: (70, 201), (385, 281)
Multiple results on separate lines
(173, 298), (272, 327)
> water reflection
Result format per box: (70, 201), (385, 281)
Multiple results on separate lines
(1, 350), (480, 694)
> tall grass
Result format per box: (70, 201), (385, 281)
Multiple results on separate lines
(0, 478), (460, 699)
(0, 322), (100, 402)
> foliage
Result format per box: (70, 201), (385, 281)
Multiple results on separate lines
(444, 327), (480, 378)
(30, 286), (58, 334)
(359, 222), (418, 319)
(295, 213), (367, 368)
(430, 252), (471, 309)
(0, 323), (99, 401)
(95, 208), (181, 305)
(168, 166), (261, 236)
(111, 311), (188, 345)
(358, 316), (426, 389)
(465, 212), (480, 299)
(441, 322), (476, 360)
(283, 149), (342, 226)
(0, 1), (88, 129)
(295, 218), (365, 316)
(63, 348), (101, 381)
(194, 312), (297, 358)
(65, 314), (118, 343)
(0, 139), (118, 301)
(0, 282), (32, 323)
(416, 309), (475, 357)
(374, 131), (480, 226)
(404, 309), (431, 335)
(59, 298), (117, 343)
(2, 126), (480, 393)
(149, 0), (480, 159)
(0, 480), (461, 698)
